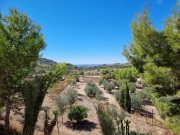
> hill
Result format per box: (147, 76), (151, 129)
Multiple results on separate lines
(76, 63), (131, 69)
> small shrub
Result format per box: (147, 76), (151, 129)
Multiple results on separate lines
(99, 78), (104, 85)
(128, 83), (136, 93)
(80, 71), (84, 75)
(84, 82), (102, 99)
(167, 115), (180, 133)
(70, 80), (76, 85)
(131, 95), (143, 109)
(154, 96), (180, 118)
(56, 95), (69, 123)
(114, 90), (121, 102)
(96, 104), (116, 135)
(137, 87), (153, 100)
(63, 86), (78, 106)
(102, 80), (109, 90)
(112, 80), (121, 88)
(68, 105), (88, 123)
(74, 74), (79, 82)
(56, 95), (69, 114)
(106, 82), (115, 93)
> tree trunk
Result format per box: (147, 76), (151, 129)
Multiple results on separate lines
(23, 117), (37, 135)
(3, 96), (10, 135)
(44, 114), (58, 135)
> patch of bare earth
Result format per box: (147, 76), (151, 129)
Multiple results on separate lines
(35, 78), (102, 135)
(0, 76), (171, 135)
(85, 76), (169, 135)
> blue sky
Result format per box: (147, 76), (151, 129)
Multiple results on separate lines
(0, 0), (178, 64)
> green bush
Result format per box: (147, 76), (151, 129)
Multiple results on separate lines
(102, 80), (109, 89)
(154, 96), (180, 118)
(99, 78), (104, 85)
(152, 95), (180, 133)
(131, 95), (144, 109)
(128, 83), (136, 93)
(137, 87), (153, 100)
(112, 80), (121, 88)
(68, 105), (88, 123)
(106, 82), (115, 93)
(113, 67), (138, 82)
(70, 78), (77, 85)
(96, 104), (116, 135)
(167, 115), (180, 133)
(63, 87), (78, 106)
(74, 74), (79, 82)
(56, 95), (69, 114)
(114, 90), (121, 102)
(84, 82), (102, 99)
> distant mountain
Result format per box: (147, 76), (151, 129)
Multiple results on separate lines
(75, 63), (131, 69)
(39, 58), (57, 66)
(75, 64), (101, 67)
(37, 58), (131, 71)
(38, 58), (77, 71)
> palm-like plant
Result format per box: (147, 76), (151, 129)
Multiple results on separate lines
(22, 64), (67, 135)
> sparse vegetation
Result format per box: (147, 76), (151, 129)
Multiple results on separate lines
(96, 104), (116, 135)
(131, 95), (144, 109)
(104, 81), (115, 93)
(84, 82), (102, 99)
(0, 1), (179, 135)
(63, 86), (78, 106)
(137, 88), (153, 101)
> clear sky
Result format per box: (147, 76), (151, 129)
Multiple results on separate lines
(0, 0), (178, 64)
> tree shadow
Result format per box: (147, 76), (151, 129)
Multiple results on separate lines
(77, 97), (84, 101)
(0, 124), (21, 135)
(100, 96), (109, 101)
(65, 120), (97, 131)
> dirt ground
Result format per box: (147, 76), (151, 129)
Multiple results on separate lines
(1, 76), (172, 135)
(40, 76), (169, 135)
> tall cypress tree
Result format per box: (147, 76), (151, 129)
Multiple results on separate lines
(120, 85), (125, 109)
(124, 83), (131, 113)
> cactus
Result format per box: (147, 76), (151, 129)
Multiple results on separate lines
(125, 120), (131, 135)
(121, 120), (125, 135)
